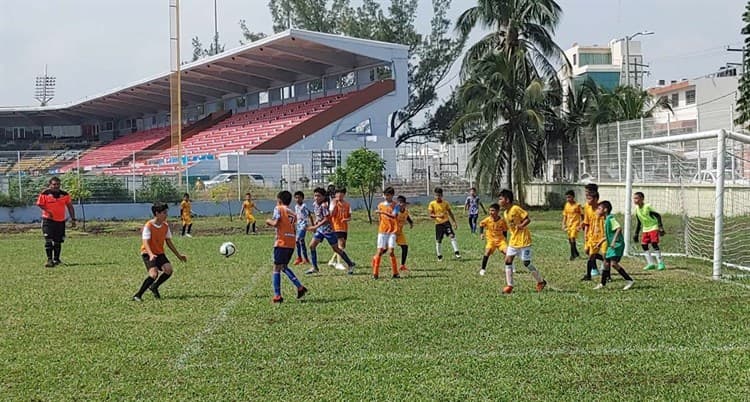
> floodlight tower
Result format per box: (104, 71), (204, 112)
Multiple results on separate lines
(170, 0), (183, 189)
(34, 65), (56, 106)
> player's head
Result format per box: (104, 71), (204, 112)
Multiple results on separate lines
(469, 187), (477, 196)
(47, 176), (61, 192)
(313, 187), (328, 203)
(434, 187), (443, 199)
(183, 192), (190, 200)
(383, 186), (395, 200)
(335, 187), (347, 200)
(294, 191), (304, 204)
(633, 191), (645, 205)
(498, 189), (513, 207)
(396, 195), (407, 207)
(586, 191), (599, 204)
(244, 192), (252, 200)
(489, 203), (500, 217)
(584, 183), (599, 196)
(565, 190), (575, 202)
(597, 200), (612, 216)
(277, 190), (292, 206)
(151, 202), (169, 220)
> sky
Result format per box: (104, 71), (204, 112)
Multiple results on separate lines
(0, 0), (746, 107)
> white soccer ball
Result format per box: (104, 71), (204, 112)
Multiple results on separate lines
(219, 242), (236, 258)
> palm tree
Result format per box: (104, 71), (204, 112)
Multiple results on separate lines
(586, 85), (672, 127)
(453, 50), (548, 198)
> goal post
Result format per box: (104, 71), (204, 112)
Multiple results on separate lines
(624, 129), (750, 280)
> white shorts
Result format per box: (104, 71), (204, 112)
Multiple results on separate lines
(506, 246), (532, 261)
(377, 233), (397, 249)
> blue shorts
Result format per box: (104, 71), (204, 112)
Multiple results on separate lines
(296, 228), (307, 241)
(314, 231), (338, 245)
(273, 247), (295, 265)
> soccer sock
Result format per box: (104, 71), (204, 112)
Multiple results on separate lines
(295, 241), (302, 258)
(390, 254), (398, 275)
(586, 259), (596, 277)
(450, 238), (459, 253)
(653, 248), (663, 263)
(328, 253), (337, 265)
(53, 243), (62, 261)
(44, 240), (53, 259)
(252, 222), (256, 233)
(338, 250), (354, 267)
(310, 249), (318, 268)
(283, 267), (302, 288)
(187, 223), (192, 234)
(569, 240), (577, 257)
(272, 271), (281, 297)
(526, 263), (542, 282)
(644, 249), (654, 265)
(153, 272), (171, 289)
(181, 225), (186, 236)
(435, 242), (442, 256)
(481, 255), (489, 270)
(400, 245), (408, 265)
(135, 276), (155, 297)
(615, 265), (633, 281)
(372, 254), (381, 277)
(601, 269), (610, 285)
(301, 243), (309, 260)
(505, 265), (514, 287)
(246, 224), (250, 235)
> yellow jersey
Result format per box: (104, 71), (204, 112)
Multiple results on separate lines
(480, 216), (507, 244)
(562, 201), (582, 229)
(504, 205), (532, 248)
(583, 203), (604, 243)
(428, 199), (451, 224)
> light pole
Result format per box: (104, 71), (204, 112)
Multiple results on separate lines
(623, 30), (654, 87)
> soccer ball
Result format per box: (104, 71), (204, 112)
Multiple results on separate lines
(219, 242), (236, 258)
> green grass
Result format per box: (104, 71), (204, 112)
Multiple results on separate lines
(2, 209), (750, 401)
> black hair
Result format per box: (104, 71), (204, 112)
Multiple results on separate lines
(498, 189), (514, 203)
(396, 195), (406, 203)
(183, 192), (190, 197)
(313, 187), (327, 196)
(151, 202), (168, 215)
(335, 187), (347, 194)
(48, 176), (61, 184)
(245, 192), (252, 197)
(277, 190), (292, 206)
(634, 191), (645, 199)
(434, 187), (443, 195)
(489, 203), (500, 211)
(470, 187), (476, 191)
(587, 192), (600, 200)
(565, 190), (575, 197)
(294, 191), (304, 198)
(584, 183), (599, 195)
(383, 186), (395, 195)
(598, 200), (613, 213)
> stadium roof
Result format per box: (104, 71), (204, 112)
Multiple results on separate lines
(0, 29), (408, 124)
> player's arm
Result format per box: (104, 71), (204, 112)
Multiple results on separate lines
(406, 215), (414, 228)
(611, 227), (622, 248)
(447, 207), (457, 227)
(66, 198), (77, 228)
(561, 212), (567, 230)
(266, 217), (279, 227)
(650, 211), (666, 234)
(480, 201), (487, 214)
(239, 204), (245, 217)
(633, 217), (642, 242)
(479, 222), (485, 240)
(165, 238), (187, 262)
(344, 206), (352, 222)
(428, 203), (437, 219)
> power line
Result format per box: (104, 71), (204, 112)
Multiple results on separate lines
(650, 42), (743, 62)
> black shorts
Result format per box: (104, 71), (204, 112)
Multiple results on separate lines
(605, 256), (622, 263)
(42, 219), (66, 243)
(142, 253), (170, 270)
(273, 247), (295, 265)
(334, 231), (348, 240)
(435, 222), (454, 242)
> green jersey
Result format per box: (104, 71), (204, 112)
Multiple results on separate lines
(604, 214), (624, 258)
(635, 203), (659, 232)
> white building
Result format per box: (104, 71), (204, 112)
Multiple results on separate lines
(564, 39), (645, 91)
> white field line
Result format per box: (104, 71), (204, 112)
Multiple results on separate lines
(174, 267), (265, 370)
(179, 343), (750, 370)
(675, 269), (750, 290)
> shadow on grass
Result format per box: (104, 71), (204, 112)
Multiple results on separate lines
(166, 293), (231, 300)
(299, 296), (361, 304)
(57, 262), (119, 267)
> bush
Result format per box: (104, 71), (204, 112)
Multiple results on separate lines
(85, 175), (130, 203)
(137, 176), (181, 203)
(0, 192), (24, 208)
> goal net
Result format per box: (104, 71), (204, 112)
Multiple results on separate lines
(624, 129), (750, 279)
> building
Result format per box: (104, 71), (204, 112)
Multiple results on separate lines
(564, 39), (645, 90)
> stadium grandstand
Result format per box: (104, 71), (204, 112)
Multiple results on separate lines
(0, 29), (408, 187)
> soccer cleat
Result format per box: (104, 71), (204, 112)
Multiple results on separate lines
(392, 274), (401, 279)
(569, 255), (576, 261)
(437, 255), (443, 261)
(328, 260), (337, 267)
(292, 257), (304, 266)
(53, 259), (63, 266)
(502, 285), (513, 294)
(657, 262), (666, 271)
(45, 259), (55, 268)
(334, 263), (347, 271)
(593, 283), (605, 290)
(372, 274), (379, 280)
(580, 275), (592, 281)
(296, 286), (308, 299)
(536, 280), (547, 292)
(149, 285), (161, 299)
(304, 268), (319, 275)
(454, 251), (461, 259)
(132, 295), (142, 302)
(185, 233), (192, 238)
(479, 269), (486, 276)
(591, 268), (600, 277)
(272, 295), (283, 304)
(623, 280), (635, 290)
(399, 265), (409, 272)
(643, 264), (657, 271)
(347, 263), (356, 275)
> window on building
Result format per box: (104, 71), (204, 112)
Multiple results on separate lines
(686, 90), (696, 105)
(671, 93), (679, 107)
(579, 53), (611, 66)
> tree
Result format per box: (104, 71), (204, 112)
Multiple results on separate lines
(586, 85), (672, 127)
(337, 148), (385, 224)
(190, 33), (225, 62)
(61, 171), (91, 230)
(136, 176), (181, 204)
(191, 36), (204, 62)
(735, 1), (750, 128)
(239, 20), (268, 45)
(267, 0), (466, 140)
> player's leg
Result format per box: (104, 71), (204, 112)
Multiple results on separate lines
(330, 234), (355, 269)
(373, 234), (385, 278)
(272, 262), (284, 303)
(42, 220), (55, 267)
(187, 223), (192, 235)
(245, 218), (251, 235)
(503, 252), (516, 293)
(447, 226), (461, 258)
(399, 244), (409, 270)
(134, 255), (160, 301)
(595, 259), (611, 289)
(152, 260), (173, 291)
(480, 247), (493, 276)
(306, 236), (322, 274)
(650, 231), (665, 270)
(641, 231), (656, 270)
(520, 248), (545, 290)
(613, 258), (635, 289)
(435, 224), (444, 260)
(252, 221), (257, 234)
(388, 236), (398, 277)
(181, 222), (187, 236)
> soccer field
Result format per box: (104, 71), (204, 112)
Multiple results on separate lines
(1, 209), (749, 400)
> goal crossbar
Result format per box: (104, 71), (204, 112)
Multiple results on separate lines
(624, 129), (750, 280)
